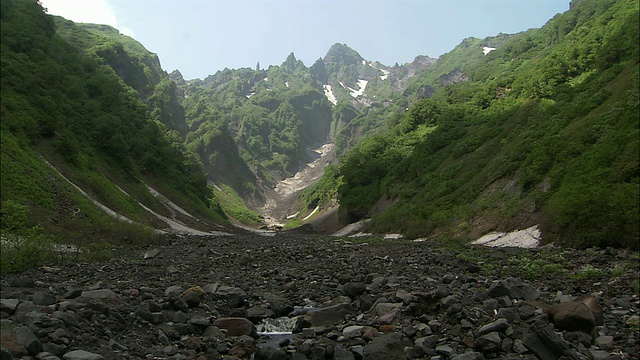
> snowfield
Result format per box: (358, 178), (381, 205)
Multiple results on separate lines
(349, 79), (368, 98)
(483, 46), (496, 55)
(323, 84), (337, 105)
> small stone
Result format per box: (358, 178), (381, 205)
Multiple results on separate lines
(0, 299), (19, 314)
(594, 335), (614, 350)
(10, 278), (36, 288)
(476, 332), (501, 353)
(179, 286), (205, 307)
(62, 350), (104, 360)
(435, 344), (455, 357)
(477, 318), (509, 335)
(80, 290), (118, 302)
(143, 249), (160, 259)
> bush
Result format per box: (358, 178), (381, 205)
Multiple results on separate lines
(0, 200), (54, 273)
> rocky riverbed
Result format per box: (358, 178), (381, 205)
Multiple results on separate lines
(1, 232), (638, 359)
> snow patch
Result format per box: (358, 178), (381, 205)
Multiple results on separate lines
(331, 219), (371, 237)
(362, 60), (367, 65)
(285, 81), (289, 88)
(302, 206), (319, 221)
(483, 46), (496, 55)
(322, 84), (337, 105)
(380, 69), (390, 81)
(246, 92), (255, 99)
(348, 79), (368, 98)
(470, 225), (541, 249)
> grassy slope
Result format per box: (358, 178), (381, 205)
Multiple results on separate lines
(1, 0), (229, 273)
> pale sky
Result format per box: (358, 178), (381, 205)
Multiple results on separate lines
(40, 0), (570, 80)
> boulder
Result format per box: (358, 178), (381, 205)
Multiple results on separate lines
(297, 303), (355, 329)
(362, 332), (405, 360)
(213, 317), (254, 336)
(523, 322), (583, 360)
(548, 301), (597, 332)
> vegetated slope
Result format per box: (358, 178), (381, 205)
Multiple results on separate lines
(174, 46), (436, 214)
(0, 0), (229, 259)
(309, 0), (639, 248)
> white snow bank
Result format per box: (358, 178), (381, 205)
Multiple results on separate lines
(348, 79), (368, 98)
(483, 46), (496, 55)
(323, 84), (337, 105)
(332, 219), (371, 237)
(470, 225), (541, 248)
(302, 206), (320, 221)
(380, 69), (390, 81)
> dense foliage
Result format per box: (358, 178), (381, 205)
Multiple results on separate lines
(1, 0), (226, 263)
(329, 0), (639, 248)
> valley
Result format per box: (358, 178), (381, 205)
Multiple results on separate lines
(257, 143), (335, 228)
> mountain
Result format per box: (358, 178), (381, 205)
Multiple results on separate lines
(306, 0), (639, 248)
(1, 0), (230, 272)
(1, 0), (636, 260)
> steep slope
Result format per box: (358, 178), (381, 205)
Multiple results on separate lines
(0, 0), (229, 262)
(307, 0), (639, 248)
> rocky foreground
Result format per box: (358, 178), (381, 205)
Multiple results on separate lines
(1, 232), (638, 360)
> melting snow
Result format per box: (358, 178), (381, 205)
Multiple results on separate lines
(362, 60), (367, 65)
(302, 206), (320, 221)
(323, 84), (337, 105)
(380, 69), (390, 81)
(246, 92), (255, 99)
(285, 81), (289, 87)
(483, 46), (496, 55)
(471, 225), (541, 249)
(348, 79), (368, 98)
(339, 81), (346, 88)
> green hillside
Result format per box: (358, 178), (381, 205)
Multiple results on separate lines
(322, 0), (639, 248)
(0, 0), (228, 271)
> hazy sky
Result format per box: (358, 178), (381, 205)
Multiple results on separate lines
(41, 0), (570, 80)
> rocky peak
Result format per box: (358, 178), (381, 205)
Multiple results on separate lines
(324, 43), (363, 67)
(168, 69), (185, 85)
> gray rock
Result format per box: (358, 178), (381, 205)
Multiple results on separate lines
(297, 303), (355, 329)
(523, 322), (583, 360)
(172, 310), (188, 323)
(477, 318), (509, 335)
(548, 301), (597, 332)
(62, 350), (104, 360)
(216, 285), (248, 298)
(31, 292), (56, 306)
(342, 325), (364, 338)
(263, 292), (293, 316)
(414, 335), (437, 355)
(63, 288), (83, 299)
(14, 326), (42, 355)
(143, 249), (160, 259)
(435, 344), (456, 357)
(594, 335), (614, 350)
(489, 277), (540, 301)
(213, 317), (254, 336)
(342, 282), (366, 298)
(0, 299), (19, 314)
(333, 346), (355, 360)
(80, 290), (118, 301)
(164, 285), (183, 297)
(512, 338), (528, 354)
(362, 332), (404, 360)
(476, 331), (501, 353)
(10, 278), (35, 288)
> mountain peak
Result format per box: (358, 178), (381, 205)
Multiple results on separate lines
(324, 43), (363, 66)
(282, 52), (304, 71)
